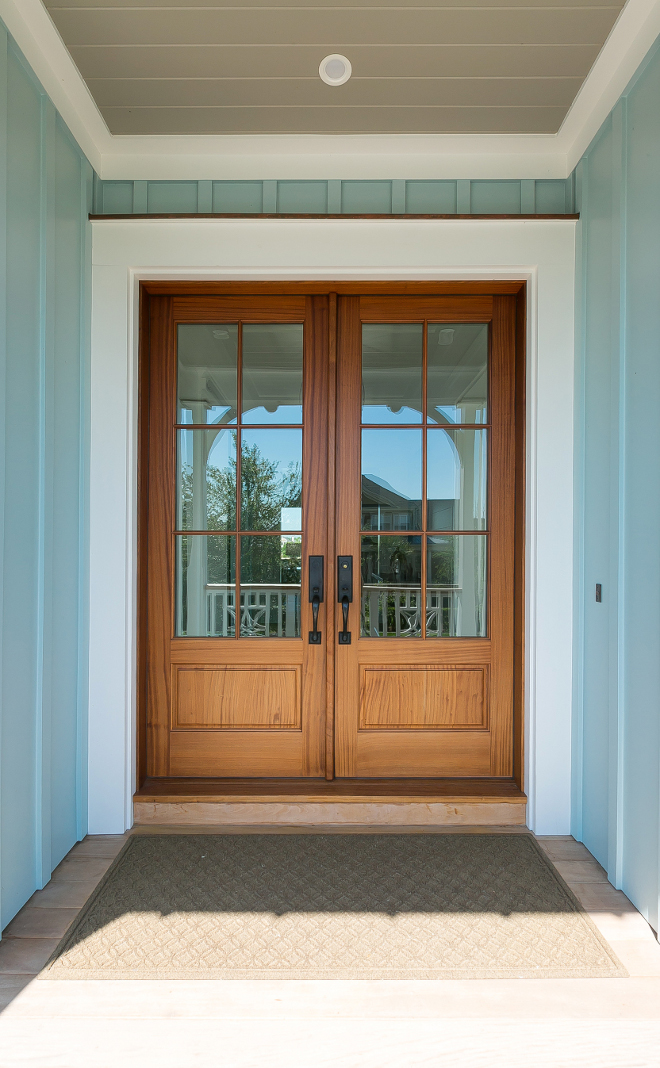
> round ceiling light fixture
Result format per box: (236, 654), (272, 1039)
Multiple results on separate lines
(319, 54), (352, 86)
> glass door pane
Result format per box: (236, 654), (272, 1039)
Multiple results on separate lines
(174, 321), (304, 638)
(359, 321), (489, 639)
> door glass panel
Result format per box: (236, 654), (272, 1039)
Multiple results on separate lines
(240, 429), (302, 531)
(177, 429), (236, 531)
(177, 324), (238, 425)
(427, 324), (488, 425)
(427, 429), (487, 531)
(360, 535), (422, 637)
(426, 535), (487, 637)
(362, 324), (423, 424)
(240, 535), (301, 637)
(242, 324), (303, 424)
(175, 534), (236, 637)
(361, 429), (422, 531)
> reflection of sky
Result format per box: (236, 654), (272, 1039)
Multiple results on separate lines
(362, 430), (422, 500)
(427, 431), (460, 500)
(241, 429), (302, 474)
(178, 428), (236, 472)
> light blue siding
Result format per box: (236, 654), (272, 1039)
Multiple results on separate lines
(0, 26), (91, 929)
(575, 38), (660, 932)
(96, 176), (576, 216)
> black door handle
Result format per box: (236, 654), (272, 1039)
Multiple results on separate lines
(308, 555), (324, 644)
(337, 556), (353, 644)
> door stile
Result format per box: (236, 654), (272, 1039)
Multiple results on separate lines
(325, 293), (338, 779)
(487, 294), (517, 776)
(302, 295), (330, 775)
(146, 295), (175, 777)
(334, 296), (362, 776)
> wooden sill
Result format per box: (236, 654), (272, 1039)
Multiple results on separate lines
(135, 777), (526, 805)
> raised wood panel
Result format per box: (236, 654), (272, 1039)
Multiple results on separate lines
(359, 295), (493, 321)
(174, 666), (301, 730)
(359, 666), (487, 730)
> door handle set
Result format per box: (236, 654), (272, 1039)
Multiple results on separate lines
(337, 556), (353, 645)
(308, 556), (324, 644)
(308, 555), (353, 645)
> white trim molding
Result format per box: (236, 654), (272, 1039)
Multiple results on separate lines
(88, 217), (575, 835)
(2, 0), (660, 179)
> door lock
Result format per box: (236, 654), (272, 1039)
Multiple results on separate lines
(337, 556), (353, 645)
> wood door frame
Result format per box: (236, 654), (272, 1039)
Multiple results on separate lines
(137, 280), (526, 794)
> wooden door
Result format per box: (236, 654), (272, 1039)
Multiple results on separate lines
(142, 285), (521, 784)
(144, 294), (329, 777)
(334, 294), (517, 777)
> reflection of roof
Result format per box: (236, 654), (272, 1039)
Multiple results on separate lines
(362, 475), (412, 509)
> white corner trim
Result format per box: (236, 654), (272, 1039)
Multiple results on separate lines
(3, 0), (660, 180)
(558, 0), (660, 170)
(0, 0), (109, 170)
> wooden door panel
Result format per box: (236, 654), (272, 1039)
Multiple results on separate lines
(359, 665), (488, 730)
(333, 293), (519, 780)
(173, 666), (302, 729)
(144, 293), (329, 779)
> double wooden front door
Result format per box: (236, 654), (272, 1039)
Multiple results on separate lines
(142, 286), (521, 781)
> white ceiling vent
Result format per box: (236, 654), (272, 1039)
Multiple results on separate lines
(319, 55), (352, 87)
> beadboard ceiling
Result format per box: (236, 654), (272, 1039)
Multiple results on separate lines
(42, 0), (626, 136)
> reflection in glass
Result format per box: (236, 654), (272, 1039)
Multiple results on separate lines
(361, 429), (422, 531)
(240, 535), (301, 637)
(241, 429), (302, 531)
(175, 534), (236, 637)
(427, 429), (487, 531)
(177, 324), (238, 425)
(427, 324), (488, 425)
(177, 429), (236, 531)
(360, 535), (422, 637)
(362, 324), (423, 424)
(242, 324), (303, 424)
(426, 535), (487, 637)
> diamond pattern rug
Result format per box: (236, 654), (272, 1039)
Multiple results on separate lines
(43, 833), (626, 979)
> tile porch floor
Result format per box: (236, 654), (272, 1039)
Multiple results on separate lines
(0, 828), (659, 1067)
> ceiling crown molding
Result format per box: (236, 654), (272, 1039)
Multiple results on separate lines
(1, 0), (659, 180)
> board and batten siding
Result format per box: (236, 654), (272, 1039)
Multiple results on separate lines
(574, 35), (660, 934)
(0, 23), (92, 931)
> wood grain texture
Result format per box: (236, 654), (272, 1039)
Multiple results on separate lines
(172, 295), (306, 322)
(133, 800), (526, 826)
(174, 666), (301, 730)
(359, 295), (493, 320)
(135, 775), (526, 802)
(142, 281), (526, 297)
(360, 666), (487, 730)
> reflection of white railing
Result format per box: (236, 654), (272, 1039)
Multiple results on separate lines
(361, 584), (461, 638)
(206, 584), (301, 638)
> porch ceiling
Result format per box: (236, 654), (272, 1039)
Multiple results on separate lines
(42, 0), (626, 137)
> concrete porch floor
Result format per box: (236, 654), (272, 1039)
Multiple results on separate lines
(0, 829), (659, 1067)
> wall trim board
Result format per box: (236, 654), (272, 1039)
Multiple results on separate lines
(2, 0), (660, 180)
(88, 217), (575, 837)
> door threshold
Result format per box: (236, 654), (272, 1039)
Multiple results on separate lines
(136, 777), (525, 804)
(134, 778), (526, 828)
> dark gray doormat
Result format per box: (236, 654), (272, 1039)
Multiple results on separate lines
(43, 833), (626, 980)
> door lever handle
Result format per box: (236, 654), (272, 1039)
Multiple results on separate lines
(308, 555), (324, 644)
(337, 556), (353, 645)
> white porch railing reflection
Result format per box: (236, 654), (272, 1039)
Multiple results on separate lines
(206, 583), (301, 637)
(361, 584), (461, 638)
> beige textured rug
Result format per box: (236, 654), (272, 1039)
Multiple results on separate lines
(43, 833), (626, 980)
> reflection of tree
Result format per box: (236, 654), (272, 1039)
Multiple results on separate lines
(428, 541), (455, 586)
(361, 535), (420, 586)
(180, 441), (302, 586)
